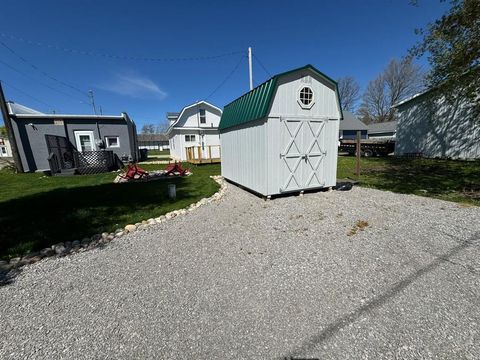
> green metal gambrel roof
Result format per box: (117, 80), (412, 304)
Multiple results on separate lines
(219, 64), (343, 131)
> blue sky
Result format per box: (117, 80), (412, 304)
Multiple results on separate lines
(0, 0), (449, 129)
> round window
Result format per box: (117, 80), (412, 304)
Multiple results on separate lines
(299, 87), (313, 107)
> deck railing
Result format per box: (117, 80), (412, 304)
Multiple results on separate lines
(185, 145), (221, 164)
(48, 150), (117, 175)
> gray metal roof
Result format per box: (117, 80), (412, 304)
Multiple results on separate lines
(7, 101), (126, 120)
(7, 101), (44, 115)
(137, 133), (168, 142)
(339, 111), (368, 131)
(368, 120), (397, 134)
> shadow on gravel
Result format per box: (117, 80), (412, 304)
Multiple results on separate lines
(0, 268), (21, 287)
(283, 231), (480, 358)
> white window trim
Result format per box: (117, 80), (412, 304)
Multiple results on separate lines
(199, 109), (206, 124)
(185, 134), (196, 142)
(297, 85), (315, 109)
(105, 136), (120, 148)
(74, 130), (96, 152)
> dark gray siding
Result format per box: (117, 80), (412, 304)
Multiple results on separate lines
(65, 120), (133, 160)
(11, 118), (66, 171)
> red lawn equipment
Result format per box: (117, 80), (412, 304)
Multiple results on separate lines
(118, 163), (149, 181)
(164, 162), (189, 176)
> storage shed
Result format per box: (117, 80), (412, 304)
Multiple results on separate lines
(219, 64), (343, 197)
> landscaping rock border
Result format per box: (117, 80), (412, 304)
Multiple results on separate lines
(0, 176), (227, 273)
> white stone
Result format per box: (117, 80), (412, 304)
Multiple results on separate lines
(125, 224), (137, 232)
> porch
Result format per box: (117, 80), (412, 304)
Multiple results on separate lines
(46, 134), (121, 175)
(186, 145), (221, 164)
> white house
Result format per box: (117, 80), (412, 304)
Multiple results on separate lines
(220, 64), (342, 197)
(0, 135), (12, 157)
(393, 89), (480, 159)
(167, 101), (222, 162)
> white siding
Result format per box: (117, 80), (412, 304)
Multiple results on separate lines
(221, 69), (341, 196)
(169, 129), (220, 161)
(266, 117), (339, 195)
(0, 138), (12, 157)
(168, 102), (222, 161)
(395, 93), (480, 159)
(221, 119), (268, 195)
(269, 72), (340, 119)
(174, 105), (221, 129)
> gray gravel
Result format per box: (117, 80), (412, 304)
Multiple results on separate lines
(1, 184), (479, 359)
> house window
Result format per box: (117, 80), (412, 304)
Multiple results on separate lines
(105, 136), (120, 148)
(185, 135), (196, 142)
(199, 109), (206, 124)
(74, 131), (96, 152)
(299, 86), (314, 107)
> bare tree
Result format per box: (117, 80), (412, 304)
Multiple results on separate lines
(359, 58), (424, 123)
(156, 121), (169, 134)
(359, 75), (389, 123)
(337, 76), (360, 112)
(141, 124), (156, 134)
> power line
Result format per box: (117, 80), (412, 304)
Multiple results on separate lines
(253, 53), (272, 78)
(0, 58), (91, 107)
(1, 80), (54, 109)
(0, 40), (90, 98)
(205, 55), (246, 101)
(1, 33), (244, 62)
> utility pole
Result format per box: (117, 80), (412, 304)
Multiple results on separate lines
(0, 81), (24, 172)
(248, 47), (253, 91)
(88, 90), (97, 115)
(355, 130), (361, 177)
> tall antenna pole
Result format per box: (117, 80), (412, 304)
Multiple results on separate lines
(248, 47), (253, 91)
(88, 90), (97, 115)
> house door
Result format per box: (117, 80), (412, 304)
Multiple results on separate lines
(280, 118), (326, 192)
(74, 131), (96, 152)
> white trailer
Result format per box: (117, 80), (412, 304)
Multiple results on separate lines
(220, 65), (343, 197)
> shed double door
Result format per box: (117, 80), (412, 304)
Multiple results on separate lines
(279, 117), (327, 192)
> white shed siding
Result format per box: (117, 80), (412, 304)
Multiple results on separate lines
(265, 117), (339, 195)
(220, 67), (341, 197)
(220, 119), (268, 195)
(395, 92), (480, 159)
(269, 72), (340, 119)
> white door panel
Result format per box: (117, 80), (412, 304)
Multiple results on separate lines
(280, 118), (326, 192)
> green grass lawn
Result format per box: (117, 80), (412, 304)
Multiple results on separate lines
(0, 163), (220, 260)
(147, 149), (170, 156)
(337, 156), (480, 205)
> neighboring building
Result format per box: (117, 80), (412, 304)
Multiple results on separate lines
(220, 64), (342, 197)
(393, 90), (479, 159)
(167, 101), (222, 162)
(137, 133), (169, 151)
(339, 111), (368, 139)
(0, 135), (12, 157)
(5, 102), (138, 172)
(367, 120), (397, 140)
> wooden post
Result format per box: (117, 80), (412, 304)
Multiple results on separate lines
(355, 130), (361, 177)
(198, 146), (202, 164)
(0, 81), (23, 172)
(208, 145), (212, 163)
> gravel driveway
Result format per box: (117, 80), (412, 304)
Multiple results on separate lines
(1, 183), (479, 359)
